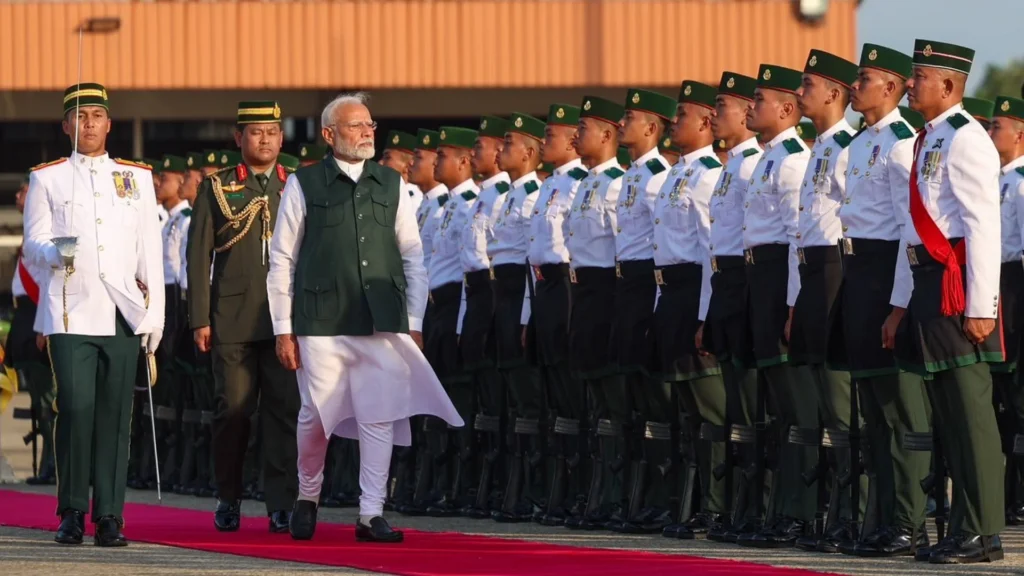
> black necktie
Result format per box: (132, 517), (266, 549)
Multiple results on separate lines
(255, 173), (269, 190)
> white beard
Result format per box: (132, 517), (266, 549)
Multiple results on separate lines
(334, 140), (375, 161)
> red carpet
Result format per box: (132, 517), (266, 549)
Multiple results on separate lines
(0, 489), (837, 576)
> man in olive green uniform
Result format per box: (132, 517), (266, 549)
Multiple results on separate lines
(187, 101), (300, 533)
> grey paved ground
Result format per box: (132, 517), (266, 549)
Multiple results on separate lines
(2, 391), (1022, 575)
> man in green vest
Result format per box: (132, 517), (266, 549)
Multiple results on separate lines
(268, 91), (462, 542)
(186, 101), (300, 533)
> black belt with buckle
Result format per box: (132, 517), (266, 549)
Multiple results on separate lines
(796, 245), (840, 266)
(743, 244), (789, 266)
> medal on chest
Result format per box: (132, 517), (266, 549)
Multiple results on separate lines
(113, 171), (141, 200)
(812, 158), (830, 191)
(668, 178), (684, 205)
(1001, 182), (1010, 204)
(440, 202), (455, 231)
(714, 172), (733, 197)
(760, 160), (775, 182)
(623, 184), (638, 208)
(922, 151), (942, 180)
(868, 145), (881, 167)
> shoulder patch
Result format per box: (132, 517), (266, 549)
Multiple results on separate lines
(947, 113), (969, 130)
(645, 158), (667, 175)
(698, 156), (722, 169)
(832, 131), (853, 149)
(494, 181), (510, 193)
(461, 190), (477, 201)
(1017, 167), (1024, 178)
(30, 158), (67, 171)
(603, 166), (625, 179)
(566, 167), (588, 181)
(742, 148), (760, 158)
(781, 138), (804, 155)
(890, 121), (914, 140)
(437, 195), (450, 207)
(113, 158), (152, 170)
(524, 180), (540, 194)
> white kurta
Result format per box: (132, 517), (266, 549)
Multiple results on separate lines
(267, 157), (463, 445)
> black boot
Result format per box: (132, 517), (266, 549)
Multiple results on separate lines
(464, 414), (502, 518)
(539, 417), (581, 526)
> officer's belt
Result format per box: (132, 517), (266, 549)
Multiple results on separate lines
(568, 266), (615, 286)
(464, 268), (493, 288)
(533, 263), (569, 283)
(743, 243), (788, 266)
(428, 281), (462, 306)
(709, 254), (744, 274)
(653, 262), (701, 286)
(614, 258), (654, 280)
(13, 295), (34, 310)
(796, 245), (841, 266)
(906, 237), (963, 267)
(839, 237), (899, 257)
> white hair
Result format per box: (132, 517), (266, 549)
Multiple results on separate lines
(321, 91), (370, 129)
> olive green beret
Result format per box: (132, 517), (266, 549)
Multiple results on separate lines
(963, 97), (995, 122)
(757, 64), (802, 94)
(386, 130), (417, 153)
(277, 153), (300, 170)
(796, 122), (818, 141)
(624, 88), (676, 120)
(142, 158), (162, 175)
(718, 72), (757, 101)
(508, 112), (546, 141)
(659, 136), (680, 154)
(416, 129), (440, 151)
(237, 101), (282, 124)
(202, 149), (221, 168)
(298, 143), (329, 161)
(547, 103), (580, 127)
(63, 82), (108, 115)
(913, 39), (974, 75)
(678, 80), (717, 109)
(580, 95), (625, 125)
(478, 116), (509, 139)
(161, 155), (188, 173)
(438, 126), (479, 149)
(899, 106), (925, 131)
(859, 44), (912, 80)
(617, 146), (632, 167)
(219, 150), (242, 167)
(804, 49), (859, 88)
(995, 96), (1024, 123)
(185, 152), (205, 170)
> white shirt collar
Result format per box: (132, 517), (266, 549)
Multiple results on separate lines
(332, 156), (365, 181)
(631, 145), (662, 168)
(816, 118), (854, 143)
(168, 200), (190, 217)
(766, 126), (800, 150)
(589, 157), (621, 175)
(424, 183), (448, 200)
(870, 107), (905, 133)
(926, 103), (966, 132)
(681, 144), (715, 166)
(553, 158), (584, 176)
(481, 171), (511, 189)
(728, 137), (761, 158)
(1002, 155), (1024, 175)
(71, 151), (109, 167)
(512, 171), (538, 189)
(449, 178), (477, 196)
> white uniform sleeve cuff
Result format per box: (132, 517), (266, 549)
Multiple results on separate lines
(272, 320), (293, 336)
(408, 316), (423, 332)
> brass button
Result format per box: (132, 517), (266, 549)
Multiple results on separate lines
(842, 225), (849, 232)
(616, 227), (622, 233)
(744, 202), (750, 208)
(655, 218), (660, 224)
(96, 218), (102, 224)
(94, 192), (100, 198)
(98, 245), (104, 251)
(569, 231), (574, 236)
(845, 198), (851, 204)
(742, 225), (747, 231)
(653, 243), (658, 250)
(709, 217), (715, 223)
(364, 284), (370, 290)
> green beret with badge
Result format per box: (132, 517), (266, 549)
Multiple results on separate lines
(912, 39), (975, 75)
(899, 106), (925, 131)
(617, 146), (632, 167)
(796, 122), (818, 141)
(142, 158), (163, 175)
(298, 143), (328, 162)
(580, 95), (625, 125)
(718, 72), (757, 101)
(63, 82), (109, 115)
(659, 136), (680, 154)
(859, 43), (912, 80)
(237, 100), (282, 124)
(507, 112), (546, 141)
(546, 103), (580, 127)
(186, 152), (205, 171)
(803, 49), (859, 88)
(438, 126), (479, 149)
(277, 153), (300, 171)
(417, 129), (440, 151)
(962, 97), (995, 122)
(538, 162), (554, 174)
(624, 88), (676, 120)
(478, 116), (509, 139)
(386, 130), (417, 153)
(757, 64), (803, 93)
(202, 149), (221, 168)
(994, 96), (1024, 123)
(219, 150), (242, 167)
(678, 80), (717, 109)
(161, 154), (188, 173)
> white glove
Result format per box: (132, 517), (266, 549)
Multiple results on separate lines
(143, 331), (162, 353)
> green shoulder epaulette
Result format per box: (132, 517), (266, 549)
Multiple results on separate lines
(494, 181), (510, 193)
(567, 167), (588, 181)
(947, 113), (969, 130)
(437, 195), (449, 207)
(832, 131), (853, 149)
(698, 156), (722, 169)
(1016, 167), (1024, 178)
(742, 148), (759, 158)
(113, 158), (152, 170)
(524, 180), (540, 194)
(645, 158), (667, 175)
(603, 166), (625, 179)
(890, 122), (914, 140)
(461, 190), (477, 201)
(30, 158), (67, 171)
(182, 208), (192, 218)
(782, 138), (804, 155)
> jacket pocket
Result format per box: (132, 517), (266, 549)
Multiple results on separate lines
(215, 275), (249, 298)
(302, 278), (339, 320)
(310, 198), (344, 228)
(372, 196), (391, 227)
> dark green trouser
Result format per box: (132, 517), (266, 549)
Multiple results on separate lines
(211, 339), (299, 513)
(685, 374), (728, 514)
(860, 372), (931, 531)
(723, 363), (761, 519)
(49, 313), (139, 519)
(762, 364), (818, 522)
(928, 363), (1005, 537)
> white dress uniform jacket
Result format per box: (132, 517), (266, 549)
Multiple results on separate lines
(429, 179), (480, 290)
(163, 200), (190, 285)
(999, 156), (1024, 263)
(796, 119), (853, 249)
(456, 172), (510, 334)
(616, 146), (671, 262)
(416, 183), (449, 271)
(405, 180), (423, 215)
(566, 157), (625, 270)
(490, 171), (542, 322)
(23, 153), (165, 338)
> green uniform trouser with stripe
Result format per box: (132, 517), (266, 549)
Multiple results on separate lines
(50, 312), (139, 519)
(723, 363), (762, 519)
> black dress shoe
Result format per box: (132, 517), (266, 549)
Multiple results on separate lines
(916, 532), (958, 561)
(356, 516), (404, 543)
(1006, 503), (1024, 525)
(425, 497), (460, 518)
(839, 523), (888, 555)
(94, 516), (127, 547)
(268, 510), (291, 533)
(853, 524), (928, 557)
(54, 509), (84, 545)
(214, 499), (241, 532)
(739, 517), (808, 548)
(290, 500), (318, 540)
(816, 518), (858, 553)
(929, 534), (1003, 564)
(667, 512), (724, 539)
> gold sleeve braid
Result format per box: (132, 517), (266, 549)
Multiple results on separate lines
(210, 174), (272, 253)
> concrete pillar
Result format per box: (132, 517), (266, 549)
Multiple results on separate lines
(132, 116), (143, 159)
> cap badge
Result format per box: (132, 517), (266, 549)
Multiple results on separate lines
(392, 134), (400, 144)
(727, 77), (736, 88)
(631, 92), (641, 104)
(808, 55), (817, 67)
(796, 126), (804, 136)
(556, 107), (565, 119)
(514, 117), (523, 128)
(718, 139), (726, 148)
(763, 69), (772, 81)
(663, 138), (671, 147)
(208, 152), (216, 162)
(1002, 100), (1011, 112)
(480, 119), (488, 129)
(440, 130), (447, 140)
(273, 103), (281, 119)
(423, 135), (430, 145)
(187, 157), (194, 167)
(164, 158), (170, 168)
(684, 85), (692, 96)
(923, 44), (933, 57)
(220, 154), (228, 164)
(868, 49), (878, 61)
(583, 100), (592, 111)
(300, 147), (307, 156)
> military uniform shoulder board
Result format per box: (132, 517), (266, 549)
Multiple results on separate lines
(947, 113), (969, 130)
(566, 167), (588, 181)
(182, 208), (193, 218)
(698, 156), (723, 169)
(832, 131), (854, 149)
(494, 181), (511, 193)
(1016, 166), (1024, 178)
(524, 180), (540, 194)
(276, 164), (290, 181)
(461, 190), (477, 201)
(30, 157), (67, 171)
(890, 121), (914, 140)
(603, 166), (626, 179)
(645, 158), (667, 175)
(437, 195), (450, 207)
(781, 138), (804, 155)
(113, 158), (152, 170)
(741, 148), (760, 158)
